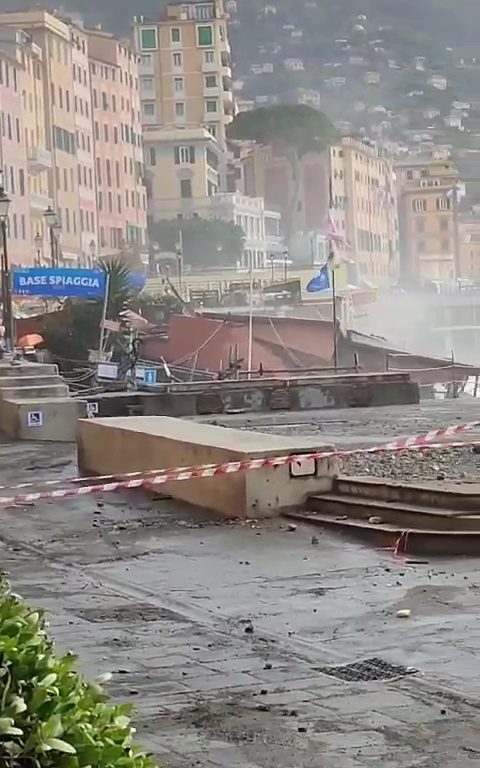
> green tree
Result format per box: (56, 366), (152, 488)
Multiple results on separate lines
(227, 105), (337, 240)
(40, 258), (135, 362)
(150, 217), (245, 268)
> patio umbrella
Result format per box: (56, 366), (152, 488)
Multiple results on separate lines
(17, 333), (44, 348)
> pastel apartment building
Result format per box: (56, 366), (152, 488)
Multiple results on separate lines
(87, 28), (147, 259)
(0, 8), (147, 266)
(134, 0), (235, 220)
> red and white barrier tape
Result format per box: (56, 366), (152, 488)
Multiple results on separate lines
(0, 423), (479, 508)
(1, 419), (477, 495)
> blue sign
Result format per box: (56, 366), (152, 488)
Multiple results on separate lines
(143, 369), (156, 385)
(12, 268), (107, 298)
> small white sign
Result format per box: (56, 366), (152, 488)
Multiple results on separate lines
(27, 410), (43, 428)
(87, 402), (99, 415)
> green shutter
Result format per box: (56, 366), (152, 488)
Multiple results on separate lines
(141, 28), (157, 50)
(197, 26), (213, 46)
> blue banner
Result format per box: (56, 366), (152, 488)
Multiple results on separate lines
(12, 268), (107, 298)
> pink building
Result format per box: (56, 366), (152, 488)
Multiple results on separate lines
(71, 24), (97, 265)
(87, 29), (147, 261)
(0, 48), (30, 265)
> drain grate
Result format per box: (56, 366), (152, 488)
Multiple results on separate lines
(315, 657), (417, 682)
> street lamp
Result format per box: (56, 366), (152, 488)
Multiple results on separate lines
(34, 232), (43, 266)
(88, 239), (96, 267)
(0, 182), (13, 352)
(43, 205), (58, 267)
(269, 254), (275, 283)
(283, 249), (289, 282)
(175, 232), (183, 293)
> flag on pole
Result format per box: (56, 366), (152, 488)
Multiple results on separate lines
(306, 264), (330, 292)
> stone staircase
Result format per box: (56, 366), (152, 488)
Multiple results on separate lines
(284, 476), (480, 556)
(0, 362), (87, 442)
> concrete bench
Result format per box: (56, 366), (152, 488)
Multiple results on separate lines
(77, 416), (338, 519)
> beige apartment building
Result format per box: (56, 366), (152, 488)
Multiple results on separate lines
(134, 0), (234, 220)
(330, 137), (399, 288)
(396, 154), (460, 283)
(0, 10), (85, 261)
(0, 8), (146, 266)
(87, 28), (147, 259)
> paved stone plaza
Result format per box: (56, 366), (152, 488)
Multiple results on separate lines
(1, 400), (480, 767)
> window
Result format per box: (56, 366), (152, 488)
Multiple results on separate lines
(436, 196), (450, 211)
(142, 77), (154, 90)
(204, 50), (215, 64)
(412, 198), (426, 213)
(140, 28), (158, 50)
(149, 147), (156, 165)
(114, 126), (118, 144)
(175, 102), (185, 118)
(174, 76), (184, 92)
(205, 74), (217, 88)
(106, 159), (112, 186)
(172, 52), (183, 68)
(104, 124), (109, 141)
(174, 145), (195, 164)
(115, 161), (120, 187)
(143, 102), (155, 117)
(197, 25), (213, 46)
(206, 99), (218, 113)
(180, 179), (192, 198)
(18, 169), (25, 196)
(171, 27), (181, 43)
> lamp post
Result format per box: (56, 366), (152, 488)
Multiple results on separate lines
(175, 230), (183, 293)
(283, 249), (289, 282)
(88, 239), (96, 267)
(43, 205), (58, 267)
(0, 180), (13, 352)
(34, 232), (43, 266)
(269, 254), (275, 283)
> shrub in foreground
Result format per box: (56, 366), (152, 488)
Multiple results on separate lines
(0, 577), (157, 767)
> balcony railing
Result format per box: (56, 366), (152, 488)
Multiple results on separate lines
(27, 146), (52, 173)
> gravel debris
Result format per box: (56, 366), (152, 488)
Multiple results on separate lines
(340, 446), (480, 482)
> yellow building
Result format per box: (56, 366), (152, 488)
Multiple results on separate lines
(396, 154), (460, 284)
(134, 0), (234, 215)
(330, 137), (399, 288)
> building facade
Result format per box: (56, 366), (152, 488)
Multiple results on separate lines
(0, 9), (147, 266)
(88, 28), (147, 260)
(396, 154), (460, 284)
(134, 0), (234, 224)
(330, 137), (399, 288)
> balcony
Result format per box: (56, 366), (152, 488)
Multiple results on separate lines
(30, 192), (53, 211)
(27, 146), (52, 174)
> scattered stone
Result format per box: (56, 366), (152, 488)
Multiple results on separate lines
(289, 710), (298, 718)
(128, 689), (139, 696)
(264, 662), (273, 670)
(96, 500), (104, 509)
(117, 669), (129, 675)
(297, 726), (307, 733)
(256, 704), (270, 712)
(244, 624), (254, 634)
(311, 536), (319, 545)
(288, 523), (297, 532)
(396, 609), (411, 619)
(369, 516), (383, 525)
(259, 689), (268, 696)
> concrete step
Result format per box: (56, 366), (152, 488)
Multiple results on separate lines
(307, 493), (480, 531)
(0, 384), (69, 400)
(1, 397), (87, 442)
(0, 375), (66, 389)
(283, 509), (480, 557)
(335, 476), (480, 512)
(0, 362), (58, 377)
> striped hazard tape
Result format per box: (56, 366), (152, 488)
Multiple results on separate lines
(0, 419), (478, 507)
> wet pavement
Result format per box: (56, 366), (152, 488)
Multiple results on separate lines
(1, 400), (480, 767)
